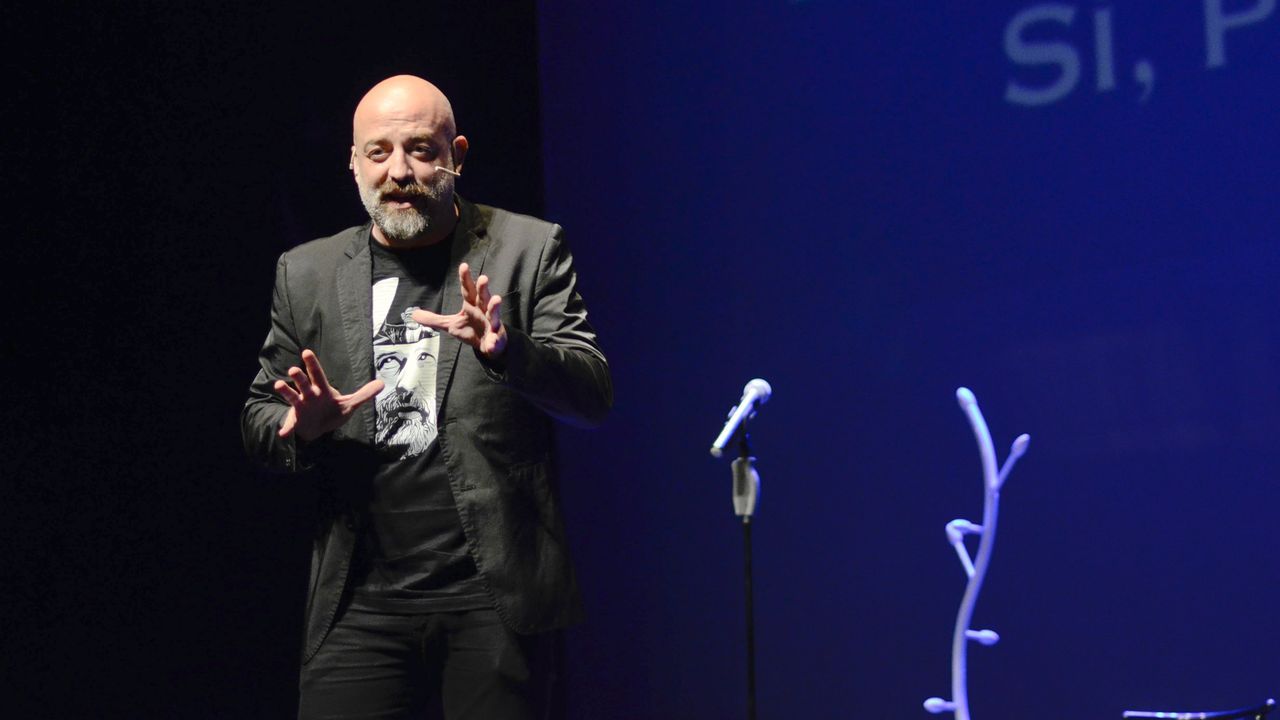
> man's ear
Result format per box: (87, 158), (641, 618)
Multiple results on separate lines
(451, 135), (469, 173)
(348, 147), (357, 172)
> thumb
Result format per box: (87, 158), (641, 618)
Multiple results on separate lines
(412, 308), (450, 328)
(348, 379), (385, 407)
(278, 408), (297, 438)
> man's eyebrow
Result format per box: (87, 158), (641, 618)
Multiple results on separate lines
(362, 136), (436, 150)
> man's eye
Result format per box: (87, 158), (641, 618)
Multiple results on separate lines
(367, 149), (388, 160)
(412, 145), (436, 157)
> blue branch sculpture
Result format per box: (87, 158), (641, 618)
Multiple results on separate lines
(924, 387), (1030, 720)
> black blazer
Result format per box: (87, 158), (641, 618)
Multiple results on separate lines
(241, 198), (611, 662)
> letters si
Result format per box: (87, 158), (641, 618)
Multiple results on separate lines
(1004, 4), (1100, 106)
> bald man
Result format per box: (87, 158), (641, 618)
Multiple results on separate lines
(242, 76), (611, 719)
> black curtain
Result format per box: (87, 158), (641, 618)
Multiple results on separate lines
(7, 3), (544, 716)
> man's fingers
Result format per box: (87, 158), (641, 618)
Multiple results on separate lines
(287, 366), (315, 395)
(458, 263), (477, 303)
(460, 303), (488, 329)
(487, 295), (503, 332)
(476, 274), (492, 310)
(347, 379), (385, 407)
(301, 349), (331, 390)
(273, 379), (303, 405)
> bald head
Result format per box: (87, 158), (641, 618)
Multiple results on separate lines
(353, 75), (457, 144)
(350, 75), (469, 248)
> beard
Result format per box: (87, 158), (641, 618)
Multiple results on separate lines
(374, 387), (437, 458)
(357, 173), (454, 244)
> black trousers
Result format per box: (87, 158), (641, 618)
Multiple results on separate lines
(298, 606), (554, 720)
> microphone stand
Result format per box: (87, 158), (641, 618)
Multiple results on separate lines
(731, 433), (761, 720)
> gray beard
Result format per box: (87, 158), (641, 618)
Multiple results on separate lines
(358, 178), (452, 245)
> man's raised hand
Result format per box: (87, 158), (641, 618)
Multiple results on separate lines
(273, 349), (384, 441)
(412, 262), (508, 359)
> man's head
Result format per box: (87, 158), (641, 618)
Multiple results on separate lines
(351, 75), (469, 248)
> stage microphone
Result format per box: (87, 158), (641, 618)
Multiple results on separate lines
(710, 379), (772, 458)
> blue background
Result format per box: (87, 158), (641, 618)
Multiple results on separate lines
(538, 2), (1279, 717)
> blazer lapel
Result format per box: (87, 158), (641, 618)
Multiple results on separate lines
(436, 203), (492, 418)
(336, 228), (375, 442)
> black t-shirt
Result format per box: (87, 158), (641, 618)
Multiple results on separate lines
(349, 235), (489, 613)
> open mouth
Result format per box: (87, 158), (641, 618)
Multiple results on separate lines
(382, 194), (421, 208)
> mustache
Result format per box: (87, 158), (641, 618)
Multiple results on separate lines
(376, 176), (449, 203)
(378, 182), (430, 201)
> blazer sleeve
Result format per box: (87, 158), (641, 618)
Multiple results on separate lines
(240, 253), (312, 472)
(481, 224), (613, 428)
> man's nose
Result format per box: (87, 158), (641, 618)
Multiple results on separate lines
(388, 148), (414, 182)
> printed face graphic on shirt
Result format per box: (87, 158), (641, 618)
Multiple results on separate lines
(372, 278), (440, 459)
